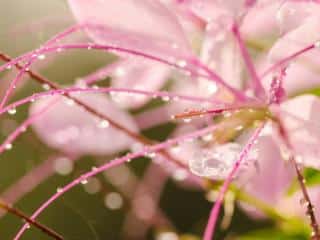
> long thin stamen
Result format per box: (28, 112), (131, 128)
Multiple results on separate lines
(232, 22), (266, 99)
(0, 86), (215, 117)
(261, 43), (315, 78)
(1, 22), (249, 102)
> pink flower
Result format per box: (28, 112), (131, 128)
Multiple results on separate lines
(3, 0), (320, 240)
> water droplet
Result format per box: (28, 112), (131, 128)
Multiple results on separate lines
(177, 60), (187, 68)
(81, 179), (88, 185)
(56, 187), (63, 193)
(6, 65), (12, 70)
(37, 54), (46, 60)
(300, 197), (307, 206)
(173, 169), (188, 181)
(4, 143), (12, 150)
(98, 120), (110, 129)
(42, 84), (51, 90)
(189, 143), (256, 179)
(65, 99), (75, 106)
(171, 144), (181, 154)
(223, 111), (232, 118)
(91, 166), (98, 171)
(235, 125), (244, 131)
(202, 134), (213, 142)
(161, 96), (170, 102)
(114, 67), (126, 77)
(208, 82), (218, 94)
(315, 41), (320, 48)
(8, 108), (16, 115)
(183, 118), (192, 123)
(156, 231), (179, 240)
(146, 152), (156, 159)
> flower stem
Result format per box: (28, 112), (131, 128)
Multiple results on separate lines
(232, 22), (266, 99)
(277, 120), (320, 239)
(203, 123), (265, 240)
(0, 51), (192, 173)
(292, 158), (320, 240)
(0, 199), (63, 240)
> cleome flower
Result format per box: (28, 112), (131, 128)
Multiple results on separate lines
(2, 0), (320, 239)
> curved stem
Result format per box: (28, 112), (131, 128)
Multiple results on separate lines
(0, 51), (190, 172)
(14, 125), (217, 240)
(203, 123), (265, 240)
(277, 121), (320, 239)
(0, 199), (63, 240)
(0, 86), (216, 117)
(261, 44), (315, 79)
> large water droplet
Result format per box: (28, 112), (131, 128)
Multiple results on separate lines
(189, 143), (256, 179)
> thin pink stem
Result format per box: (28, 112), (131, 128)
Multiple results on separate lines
(0, 99), (58, 155)
(203, 123), (265, 240)
(1, 24), (249, 102)
(14, 125), (217, 239)
(232, 22), (266, 99)
(0, 24), (90, 109)
(190, 58), (250, 101)
(0, 86), (216, 117)
(80, 61), (123, 85)
(261, 43), (315, 79)
(0, 86), (218, 154)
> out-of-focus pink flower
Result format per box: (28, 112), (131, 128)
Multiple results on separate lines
(30, 93), (138, 156)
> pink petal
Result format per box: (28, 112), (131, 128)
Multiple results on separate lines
(280, 95), (320, 168)
(239, 134), (295, 217)
(110, 59), (169, 109)
(201, 20), (243, 90)
(67, 0), (192, 58)
(30, 93), (138, 156)
(242, 2), (280, 39)
(268, 16), (320, 94)
(243, 135), (295, 203)
(277, 187), (320, 222)
(274, 1), (320, 34)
